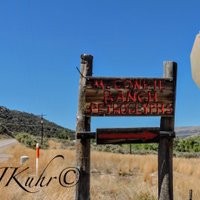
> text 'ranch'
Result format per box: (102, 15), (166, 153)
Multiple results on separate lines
(85, 78), (175, 116)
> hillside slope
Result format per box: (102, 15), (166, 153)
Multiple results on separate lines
(0, 106), (74, 139)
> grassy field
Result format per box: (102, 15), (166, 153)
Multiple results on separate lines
(0, 141), (200, 200)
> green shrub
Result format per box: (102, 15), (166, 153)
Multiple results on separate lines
(174, 136), (200, 153)
(15, 132), (37, 149)
(136, 192), (157, 200)
(56, 130), (69, 139)
(15, 132), (48, 149)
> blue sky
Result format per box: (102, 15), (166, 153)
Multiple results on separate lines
(0, 0), (200, 131)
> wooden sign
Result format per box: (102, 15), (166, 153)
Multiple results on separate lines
(97, 127), (160, 144)
(85, 77), (175, 116)
(76, 56), (177, 200)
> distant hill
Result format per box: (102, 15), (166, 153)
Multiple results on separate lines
(0, 106), (74, 139)
(176, 126), (200, 138)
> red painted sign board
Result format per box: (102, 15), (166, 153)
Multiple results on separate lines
(97, 127), (160, 144)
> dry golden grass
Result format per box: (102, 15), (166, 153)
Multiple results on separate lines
(0, 143), (200, 199)
(0, 144), (76, 200)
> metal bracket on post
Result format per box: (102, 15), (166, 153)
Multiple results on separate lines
(160, 131), (175, 138)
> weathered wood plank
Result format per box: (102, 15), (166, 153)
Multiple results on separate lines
(97, 127), (160, 144)
(85, 77), (175, 116)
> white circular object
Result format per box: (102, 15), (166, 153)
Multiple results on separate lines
(191, 33), (200, 88)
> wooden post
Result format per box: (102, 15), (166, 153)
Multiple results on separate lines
(158, 61), (177, 200)
(189, 189), (193, 200)
(75, 54), (93, 200)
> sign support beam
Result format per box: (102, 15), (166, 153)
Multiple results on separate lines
(158, 61), (177, 200)
(75, 54), (93, 200)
